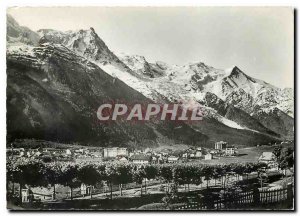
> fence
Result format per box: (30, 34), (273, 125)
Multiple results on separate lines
(175, 184), (293, 210)
(19, 179), (163, 201)
(15, 183), (294, 210)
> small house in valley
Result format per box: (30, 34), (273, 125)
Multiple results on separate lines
(130, 154), (151, 164)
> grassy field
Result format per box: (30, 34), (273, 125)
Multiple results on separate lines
(187, 144), (294, 165)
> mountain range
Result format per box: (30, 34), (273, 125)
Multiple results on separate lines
(6, 14), (294, 148)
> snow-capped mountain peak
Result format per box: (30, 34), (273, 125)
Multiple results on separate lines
(38, 27), (117, 63)
(7, 15), (294, 143)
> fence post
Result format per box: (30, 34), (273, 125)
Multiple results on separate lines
(253, 187), (260, 206)
(287, 183), (293, 208)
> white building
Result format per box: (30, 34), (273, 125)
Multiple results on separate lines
(195, 150), (202, 158)
(204, 153), (212, 160)
(210, 150), (218, 154)
(144, 148), (152, 153)
(131, 154), (151, 164)
(182, 152), (188, 158)
(103, 147), (128, 158)
(167, 156), (179, 163)
(118, 157), (128, 163)
(258, 152), (278, 169)
(215, 141), (227, 150)
(225, 146), (236, 156)
(65, 149), (72, 155)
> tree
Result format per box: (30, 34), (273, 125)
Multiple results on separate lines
(105, 163), (120, 199)
(44, 163), (63, 200)
(233, 164), (246, 182)
(244, 163), (255, 181)
(222, 164), (232, 188)
(144, 165), (158, 194)
(202, 166), (214, 189)
(77, 164), (102, 198)
(272, 146), (294, 175)
(273, 146), (283, 162)
(171, 165), (185, 191)
(116, 164), (133, 196)
(132, 166), (145, 196)
(212, 165), (223, 186)
(14, 159), (46, 203)
(60, 163), (80, 200)
(191, 165), (203, 189)
(279, 148), (294, 175)
(97, 164), (107, 194)
(159, 165), (173, 192)
(6, 159), (19, 198)
(257, 168), (268, 189)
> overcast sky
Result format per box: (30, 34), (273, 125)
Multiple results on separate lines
(8, 7), (294, 88)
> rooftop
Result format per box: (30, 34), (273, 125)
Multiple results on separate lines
(259, 152), (275, 161)
(131, 154), (151, 161)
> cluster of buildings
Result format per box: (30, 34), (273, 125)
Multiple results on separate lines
(101, 141), (237, 164)
(6, 147), (103, 161)
(213, 141), (237, 156)
(7, 140), (238, 164)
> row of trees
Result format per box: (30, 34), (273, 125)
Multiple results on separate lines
(7, 158), (270, 203)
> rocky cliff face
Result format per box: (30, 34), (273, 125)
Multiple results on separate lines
(7, 43), (152, 147)
(7, 15), (293, 148)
